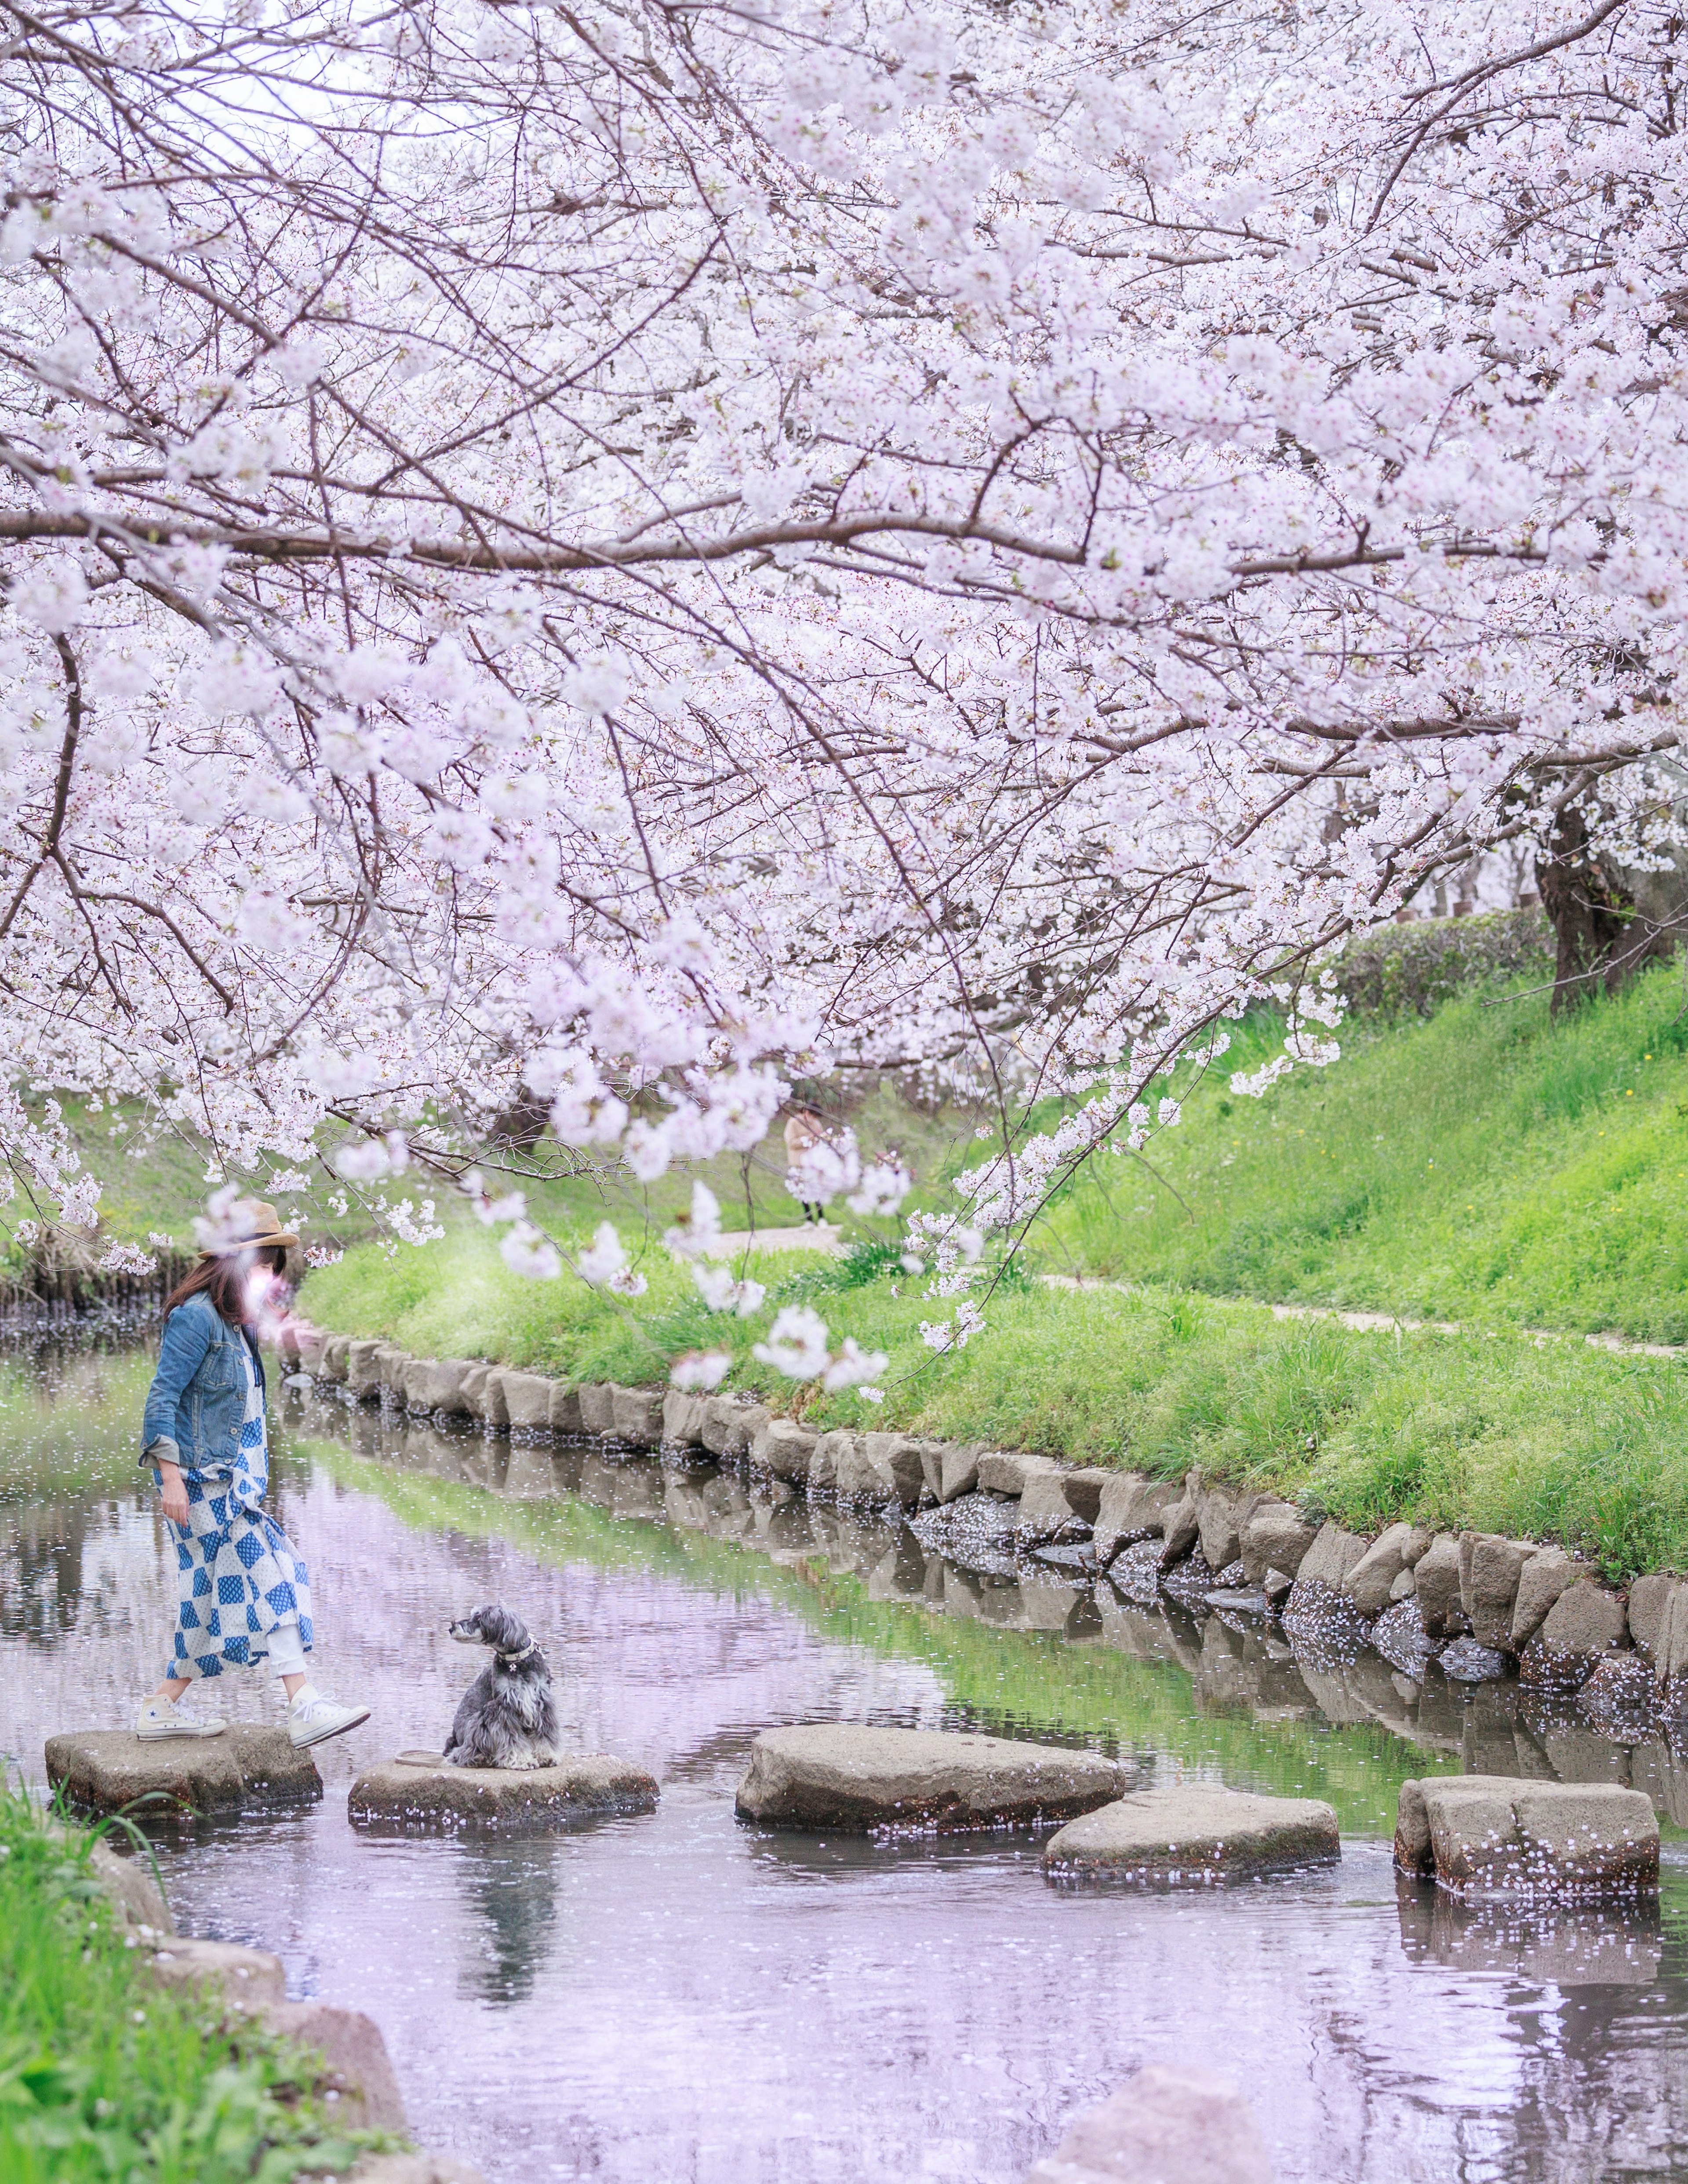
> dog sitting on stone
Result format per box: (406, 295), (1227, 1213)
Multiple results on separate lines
(444, 1604), (560, 1770)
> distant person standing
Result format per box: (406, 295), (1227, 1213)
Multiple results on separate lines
(784, 1104), (839, 1225)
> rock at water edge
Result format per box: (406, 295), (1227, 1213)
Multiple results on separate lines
(611, 1386), (665, 1448)
(1042, 1786), (1339, 1884)
(1395, 1774), (1658, 1900)
(146, 1938), (287, 2010)
(1409, 1534), (1465, 1635)
(501, 1370), (557, 1432)
(1025, 2064), (1277, 2184)
(349, 1752), (660, 1829)
(1460, 1534), (1535, 1650)
(1015, 1471), (1091, 1547)
(701, 1395), (768, 1458)
(756, 1418), (817, 1483)
(926, 1442), (985, 1504)
(1342, 1523), (1430, 1620)
(735, 1723), (1124, 1833)
(662, 1389), (709, 1447)
(46, 1727), (323, 1818)
(1238, 1501), (1317, 1586)
(1522, 1581), (1629, 1690)
(975, 1450), (1066, 1497)
(263, 1999), (407, 2130)
(1510, 1548), (1582, 1652)
(461, 1364), (507, 1426)
(1436, 1638), (1508, 1683)
(1095, 1475), (1181, 1563)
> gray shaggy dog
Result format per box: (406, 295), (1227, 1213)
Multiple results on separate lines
(444, 1604), (560, 1770)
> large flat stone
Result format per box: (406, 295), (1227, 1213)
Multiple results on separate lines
(46, 1727), (322, 1820)
(349, 1751), (659, 1830)
(1026, 2064), (1276, 2184)
(1043, 1786), (1340, 1884)
(735, 1724), (1125, 1834)
(1394, 1773), (1659, 1900)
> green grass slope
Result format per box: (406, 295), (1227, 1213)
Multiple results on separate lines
(301, 1228), (1688, 1579)
(1037, 956), (1688, 1341)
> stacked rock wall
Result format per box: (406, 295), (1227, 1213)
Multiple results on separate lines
(299, 1330), (1683, 1711)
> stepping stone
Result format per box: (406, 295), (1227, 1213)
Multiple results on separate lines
(734, 1724), (1127, 1834)
(1394, 1773), (1658, 1900)
(45, 1727), (322, 1821)
(1043, 1786), (1341, 1883)
(348, 1750), (660, 1830)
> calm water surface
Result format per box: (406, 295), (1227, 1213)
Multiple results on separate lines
(5, 1325), (1688, 2184)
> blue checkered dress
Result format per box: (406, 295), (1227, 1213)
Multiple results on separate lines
(163, 1340), (313, 1682)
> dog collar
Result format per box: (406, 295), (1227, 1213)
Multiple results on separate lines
(497, 1641), (537, 1664)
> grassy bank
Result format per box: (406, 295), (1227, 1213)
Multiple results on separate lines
(0, 1787), (369, 2183)
(1036, 954), (1688, 1342)
(300, 1229), (1688, 1580)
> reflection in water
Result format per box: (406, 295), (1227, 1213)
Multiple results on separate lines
(455, 1833), (563, 2008)
(6, 1326), (1688, 2183)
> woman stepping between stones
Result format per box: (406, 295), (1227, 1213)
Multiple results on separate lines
(135, 1200), (369, 1750)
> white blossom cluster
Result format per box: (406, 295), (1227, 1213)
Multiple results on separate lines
(0, 0), (1681, 1297)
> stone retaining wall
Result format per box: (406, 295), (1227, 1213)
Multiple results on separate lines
(290, 1325), (1684, 1718)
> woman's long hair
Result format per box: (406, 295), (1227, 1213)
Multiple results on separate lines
(163, 1246), (287, 1326)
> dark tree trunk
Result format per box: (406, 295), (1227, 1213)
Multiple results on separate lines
(1536, 805), (1672, 1015)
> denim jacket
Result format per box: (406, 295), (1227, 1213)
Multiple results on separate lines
(139, 1293), (266, 1477)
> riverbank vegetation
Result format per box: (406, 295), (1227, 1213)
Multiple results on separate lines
(297, 952), (1688, 1579)
(299, 1230), (1688, 1582)
(0, 1786), (367, 2183)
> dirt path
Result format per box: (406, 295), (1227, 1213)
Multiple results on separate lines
(1040, 1273), (1687, 1361)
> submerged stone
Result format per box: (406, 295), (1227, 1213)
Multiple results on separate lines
(1436, 1638), (1509, 1683)
(734, 1723), (1125, 1833)
(1394, 1774), (1659, 1900)
(1372, 1595), (1434, 1679)
(45, 1727), (322, 1820)
(349, 1751), (660, 1830)
(1158, 1548), (1217, 1609)
(1025, 2063), (1276, 2184)
(1043, 1785), (1340, 1884)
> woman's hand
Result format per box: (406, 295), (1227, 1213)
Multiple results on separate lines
(158, 1461), (190, 1527)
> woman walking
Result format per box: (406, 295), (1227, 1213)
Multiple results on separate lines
(135, 1201), (369, 1749)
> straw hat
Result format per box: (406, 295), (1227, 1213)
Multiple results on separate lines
(198, 1199), (300, 1257)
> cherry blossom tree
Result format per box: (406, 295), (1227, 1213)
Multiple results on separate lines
(0, 0), (1682, 1326)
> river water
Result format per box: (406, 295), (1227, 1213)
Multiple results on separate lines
(4, 1323), (1688, 2184)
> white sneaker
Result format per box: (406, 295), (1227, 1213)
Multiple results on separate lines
(287, 1690), (371, 1749)
(136, 1696), (227, 1740)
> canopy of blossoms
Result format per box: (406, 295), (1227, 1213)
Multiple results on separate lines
(0, 0), (1681, 1321)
